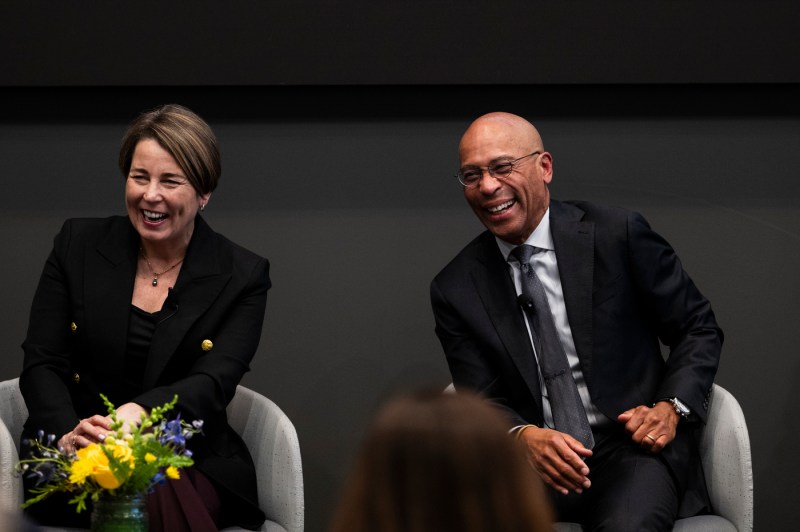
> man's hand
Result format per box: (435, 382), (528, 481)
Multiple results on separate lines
(518, 425), (593, 495)
(617, 402), (679, 454)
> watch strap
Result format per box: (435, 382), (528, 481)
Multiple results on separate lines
(656, 397), (691, 419)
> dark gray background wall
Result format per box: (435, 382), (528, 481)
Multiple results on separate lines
(3, 1), (799, 530)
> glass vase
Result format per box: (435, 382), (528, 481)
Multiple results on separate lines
(90, 493), (148, 532)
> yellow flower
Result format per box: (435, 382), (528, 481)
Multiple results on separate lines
(166, 466), (180, 480)
(145, 453), (157, 464)
(69, 442), (135, 490)
(69, 445), (101, 485)
(108, 442), (133, 461)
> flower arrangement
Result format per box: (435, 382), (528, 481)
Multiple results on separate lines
(16, 394), (202, 513)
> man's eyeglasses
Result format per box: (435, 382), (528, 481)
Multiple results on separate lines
(456, 151), (541, 188)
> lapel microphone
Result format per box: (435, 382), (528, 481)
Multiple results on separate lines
(517, 294), (536, 314)
(158, 288), (180, 324)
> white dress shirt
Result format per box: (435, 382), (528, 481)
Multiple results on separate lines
(496, 208), (610, 429)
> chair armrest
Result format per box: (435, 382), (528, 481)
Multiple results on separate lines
(699, 384), (753, 532)
(227, 386), (304, 532)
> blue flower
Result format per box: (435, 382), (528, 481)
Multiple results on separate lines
(26, 461), (58, 487)
(158, 418), (186, 447)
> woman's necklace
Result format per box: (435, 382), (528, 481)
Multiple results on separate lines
(140, 247), (184, 287)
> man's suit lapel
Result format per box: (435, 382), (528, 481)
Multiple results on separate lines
(144, 217), (231, 388)
(471, 232), (543, 403)
(550, 200), (595, 386)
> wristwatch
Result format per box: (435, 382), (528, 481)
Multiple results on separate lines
(660, 397), (691, 420)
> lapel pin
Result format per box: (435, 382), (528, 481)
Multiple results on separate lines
(201, 339), (214, 352)
(70, 322), (77, 332)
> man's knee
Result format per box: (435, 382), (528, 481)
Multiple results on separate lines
(587, 445), (680, 532)
(592, 504), (675, 532)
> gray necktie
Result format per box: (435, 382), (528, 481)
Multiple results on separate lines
(511, 245), (594, 449)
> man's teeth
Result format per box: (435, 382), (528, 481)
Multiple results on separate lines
(488, 200), (514, 213)
(143, 210), (167, 221)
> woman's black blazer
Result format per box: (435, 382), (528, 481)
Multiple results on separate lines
(21, 215), (271, 528)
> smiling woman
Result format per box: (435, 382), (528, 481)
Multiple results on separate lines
(125, 139), (209, 251)
(118, 105), (219, 312)
(19, 104), (271, 531)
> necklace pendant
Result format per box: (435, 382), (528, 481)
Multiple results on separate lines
(152, 277), (158, 287)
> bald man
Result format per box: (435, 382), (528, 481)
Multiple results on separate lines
(430, 113), (722, 530)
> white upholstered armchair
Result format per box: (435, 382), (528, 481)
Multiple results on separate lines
(446, 382), (753, 532)
(0, 378), (304, 532)
(553, 384), (753, 532)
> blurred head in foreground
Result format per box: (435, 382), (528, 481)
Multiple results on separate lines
(329, 389), (554, 532)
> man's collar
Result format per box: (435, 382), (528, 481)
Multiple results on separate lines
(494, 207), (554, 261)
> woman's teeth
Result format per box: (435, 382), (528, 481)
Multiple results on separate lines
(143, 210), (167, 221)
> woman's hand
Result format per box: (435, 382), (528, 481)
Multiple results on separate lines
(115, 402), (148, 433)
(57, 415), (112, 453)
(57, 403), (147, 453)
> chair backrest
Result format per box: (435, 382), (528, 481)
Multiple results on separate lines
(227, 385), (305, 532)
(0, 378), (27, 514)
(698, 383), (753, 531)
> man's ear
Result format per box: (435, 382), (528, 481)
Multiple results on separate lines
(539, 152), (554, 184)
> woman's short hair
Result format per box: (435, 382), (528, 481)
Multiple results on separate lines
(118, 104), (220, 195)
(329, 389), (553, 532)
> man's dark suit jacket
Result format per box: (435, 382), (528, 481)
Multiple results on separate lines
(430, 199), (722, 517)
(20, 215), (270, 529)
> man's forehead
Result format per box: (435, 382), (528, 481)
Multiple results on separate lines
(460, 153), (518, 168)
